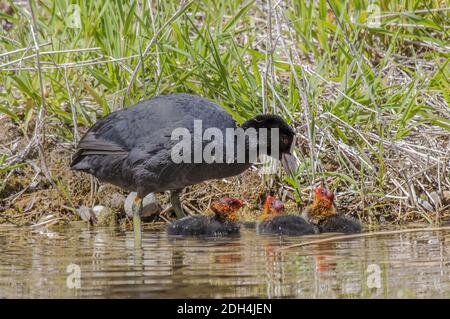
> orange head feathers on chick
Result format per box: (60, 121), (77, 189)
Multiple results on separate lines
(314, 186), (335, 207)
(304, 186), (337, 223)
(261, 195), (285, 221)
(211, 197), (244, 222)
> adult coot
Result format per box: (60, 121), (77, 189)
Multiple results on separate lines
(257, 196), (318, 236)
(71, 93), (297, 243)
(166, 197), (243, 236)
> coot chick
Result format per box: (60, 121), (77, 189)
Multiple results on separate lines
(70, 93), (297, 244)
(301, 186), (338, 224)
(166, 197), (243, 236)
(302, 186), (362, 234)
(257, 196), (318, 236)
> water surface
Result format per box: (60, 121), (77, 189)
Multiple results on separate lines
(0, 224), (449, 298)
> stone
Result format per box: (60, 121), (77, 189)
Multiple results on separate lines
(103, 192), (126, 210)
(429, 191), (441, 208)
(124, 192), (162, 218)
(443, 191), (450, 205)
(92, 205), (109, 216)
(76, 205), (93, 222)
(417, 199), (434, 212)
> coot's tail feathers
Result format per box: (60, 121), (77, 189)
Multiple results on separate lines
(70, 149), (87, 170)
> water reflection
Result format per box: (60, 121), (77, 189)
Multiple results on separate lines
(0, 225), (449, 298)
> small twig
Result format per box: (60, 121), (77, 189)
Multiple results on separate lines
(183, 201), (203, 215)
(1, 54), (141, 71)
(370, 7), (450, 19)
(0, 46), (99, 69)
(30, 217), (65, 228)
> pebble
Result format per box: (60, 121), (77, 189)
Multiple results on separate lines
(443, 191), (450, 204)
(124, 192), (162, 218)
(103, 192), (126, 210)
(92, 205), (117, 226)
(75, 205), (117, 226)
(417, 199), (434, 212)
(76, 205), (93, 222)
(92, 205), (110, 218)
(429, 191), (441, 208)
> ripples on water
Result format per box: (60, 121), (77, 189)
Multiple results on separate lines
(0, 225), (449, 298)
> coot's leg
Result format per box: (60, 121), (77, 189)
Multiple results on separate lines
(132, 196), (143, 247)
(170, 189), (186, 219)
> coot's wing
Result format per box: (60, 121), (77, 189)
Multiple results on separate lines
(75, 93), (235, 156)
(70, 98), (175, 169)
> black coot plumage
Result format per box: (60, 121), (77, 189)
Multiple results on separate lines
(258, 215), (319, 236)
(167, 197), (242, 236)
(318, 216), (362, 234)
(167, 215), (240, 236)
(257, 196), (318, 236)
(71, 93), (297, 244)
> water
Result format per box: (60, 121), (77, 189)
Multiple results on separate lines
(0, 224), (449, 298)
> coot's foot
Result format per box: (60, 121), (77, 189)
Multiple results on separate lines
(132, 196), (143, 248)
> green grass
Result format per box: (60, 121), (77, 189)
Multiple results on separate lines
(0, 0), (449, 223)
